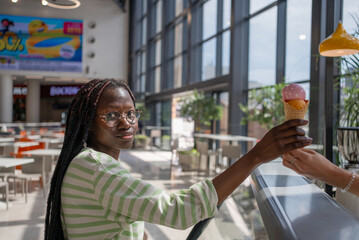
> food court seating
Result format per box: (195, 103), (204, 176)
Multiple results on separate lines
(217, 145), (242, 172)
(195, 140), (219, 178)
(0, 182), (9, 210)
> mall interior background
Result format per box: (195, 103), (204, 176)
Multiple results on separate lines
(0, 0), (358, 158)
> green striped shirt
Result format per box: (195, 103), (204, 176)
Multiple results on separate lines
(61, 148), (218, 240)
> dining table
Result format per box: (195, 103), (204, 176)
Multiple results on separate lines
(0, 157), (35, 207)
(20, 149), (61, 197)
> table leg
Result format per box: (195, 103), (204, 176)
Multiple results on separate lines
(42, 157), (46, 198)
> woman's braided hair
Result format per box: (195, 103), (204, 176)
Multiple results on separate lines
(44, 79), (135, 240)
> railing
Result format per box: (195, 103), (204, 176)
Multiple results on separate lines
(250, 159), (359, 240)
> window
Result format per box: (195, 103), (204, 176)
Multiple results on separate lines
(248, 7), (277, 88)
(285, 0), (312, 82)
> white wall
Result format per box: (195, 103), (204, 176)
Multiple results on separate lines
(0, 0), (129, 81)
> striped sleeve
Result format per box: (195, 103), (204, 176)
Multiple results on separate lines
(93, 154), (218, 230)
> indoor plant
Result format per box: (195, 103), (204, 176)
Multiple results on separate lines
(179, 90), (223, 133)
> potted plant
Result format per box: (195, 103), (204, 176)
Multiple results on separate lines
(179, 90), (223, 133)
(178, 149), (200, 171)
(133, 134), (150, 149)
(161, 135), (171, 150)
(239, 82), (287, 130)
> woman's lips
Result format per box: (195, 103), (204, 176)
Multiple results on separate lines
(117, 134), (134, 140)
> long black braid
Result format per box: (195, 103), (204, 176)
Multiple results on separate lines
(44, 79), (135, 240)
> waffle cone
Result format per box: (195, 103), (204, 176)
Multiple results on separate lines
(283, 100), (309, 121)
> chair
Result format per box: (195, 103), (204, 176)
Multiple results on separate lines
(0, 182), (9, 210)
(217, 145), (242, 172)
(0, 166), (28, 203)
(150, 130), (161, 148)
(195, 140), (219, 178)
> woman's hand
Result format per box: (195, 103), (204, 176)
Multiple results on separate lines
(282, 148), (334, 181)
(247, 119), (312, 165)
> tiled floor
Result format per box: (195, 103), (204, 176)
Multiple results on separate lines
(0, 149), (264, 240)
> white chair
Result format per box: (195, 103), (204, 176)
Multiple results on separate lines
(217, 145), (242, 172)
(196, 140), (219, 178)
(150, 130), (161, 148)
(0, 166), (28, 203)
(0, 181), (9, 210)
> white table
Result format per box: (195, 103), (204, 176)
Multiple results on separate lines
(193, 133), (258, 147)
(21, 149), (61, 197)
(0, 137), (15, 143)
(0, 142), (40, 156)
(0, 158), (34, 168)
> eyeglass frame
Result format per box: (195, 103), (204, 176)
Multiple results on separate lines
(96, 109), (141, 126)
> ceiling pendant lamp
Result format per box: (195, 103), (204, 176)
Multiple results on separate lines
(319, 21), (359, 57)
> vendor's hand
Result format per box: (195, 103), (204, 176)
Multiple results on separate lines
(248, 119), (312, 165)
(283, 148), (333, 180)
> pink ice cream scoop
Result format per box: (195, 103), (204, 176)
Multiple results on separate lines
(281, 83), (306, 101)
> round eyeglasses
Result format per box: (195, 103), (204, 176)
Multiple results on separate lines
(96, 109), (141, 127)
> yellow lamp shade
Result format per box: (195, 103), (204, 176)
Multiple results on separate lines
(319, 22), (359, 57)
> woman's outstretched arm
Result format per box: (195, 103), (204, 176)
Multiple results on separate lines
(213, 119), (312, 204)
(283, 148), (359, 196)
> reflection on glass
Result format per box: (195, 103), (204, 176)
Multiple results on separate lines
(176, 0), (183, 16)
(175, 23), (183, 56)
(248, 7), (277, 88)
(202, 38), (217, 81)
(222, 31), (230, 75)
(156, 0), (162, 33)
(250, 0), (275, 14)
(174, 56), (183, 88)
(155, 40), (161, 65)
(223, 0), (231, 29)
(203, 0), (218, 40)
(142, 18), (147, 46)
(285, 0), (311, 82)
(155, 66), (161, 93)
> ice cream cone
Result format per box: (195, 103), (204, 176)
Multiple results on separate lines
(283, 100), (309, 121)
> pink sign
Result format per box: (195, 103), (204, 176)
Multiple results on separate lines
(63, 22), (83, 35)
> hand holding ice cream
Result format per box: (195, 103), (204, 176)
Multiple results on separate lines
(282, 83), (309, 120)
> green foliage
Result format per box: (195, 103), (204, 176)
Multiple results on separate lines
(339, 72), (359, 127)
(162, 135), (171, 140)
(178, 149), (199, 156)
(179, 90), (223, 132)
(239, 82), (286, 130)
(134, 134), (148, 140)
(338, 15), (359, 127)
(136, 102), (150, 122)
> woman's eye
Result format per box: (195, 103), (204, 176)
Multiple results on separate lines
(106, 112), (118, 119)
(127, 111), (135, 119)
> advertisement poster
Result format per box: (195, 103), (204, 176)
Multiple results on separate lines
(0, 15), (83, 72)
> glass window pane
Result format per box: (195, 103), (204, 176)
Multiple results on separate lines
(175, 23), (183, 56)
(142, 0), (147, 15)
(174, 55), (182, 88)
(223, 0), (231, 29)
(203, 0), (218, 40)
(141, 52), (146, 73)
(155, 40), (161, 65)
(155, 67), (161, 93)
(156, 0), (162, 33)
(142, 18), (147, 46)
(176, 0), (183, 16)
(285, 0), (312, 82)
(141, 74), (146, 92)
(182, 18), (188, 51)
(341, 0), (359, 73)
(202, 38), (217, 81)
(222, 31), (230, 75)
(250, 0), (275, 14)
(136, 54), (141, 75)
(248, 7), (277, 88)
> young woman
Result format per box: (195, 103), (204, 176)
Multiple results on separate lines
(45, 79), (312, 240)
(283, 148), (359, 196)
